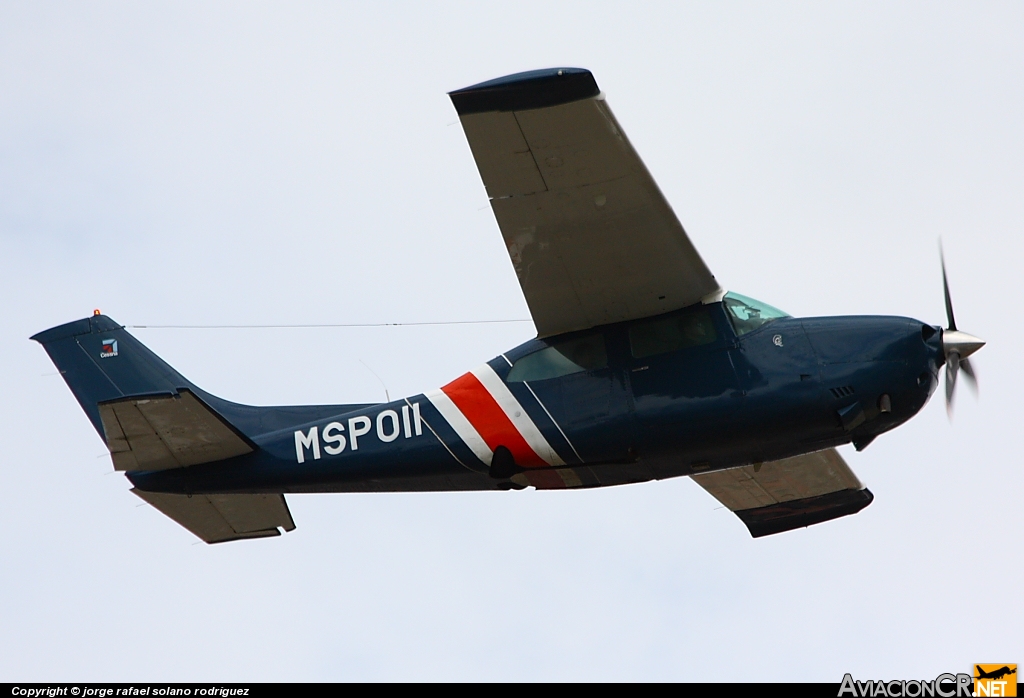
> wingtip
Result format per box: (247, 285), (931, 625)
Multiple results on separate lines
(449, 67), (599, 115)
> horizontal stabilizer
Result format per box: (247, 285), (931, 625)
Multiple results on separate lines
(132, 489), (296, 544)
(692, 449), (873, 537)
(99, 391), (253, 471)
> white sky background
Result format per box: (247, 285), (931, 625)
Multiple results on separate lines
(1, 1), (1021, 681)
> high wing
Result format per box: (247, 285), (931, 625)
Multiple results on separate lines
(691, 449), (874, 537)
(450, 68), (722, 338)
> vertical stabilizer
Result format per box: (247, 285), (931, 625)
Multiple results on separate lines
(31, 314), (197, 437)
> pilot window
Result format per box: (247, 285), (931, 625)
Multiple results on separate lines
(506, 333), (608, 382)
(629, 308), (717, 359)
(723, 292), (790, 336)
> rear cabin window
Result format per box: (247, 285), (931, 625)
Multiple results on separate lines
(506, 334), (608, 382)
(629, 308), (718, 359)
(723, 292), (790, 336)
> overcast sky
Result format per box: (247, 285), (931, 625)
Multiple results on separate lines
(1, 1), (1020, 682)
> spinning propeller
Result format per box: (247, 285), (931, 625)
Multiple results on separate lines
(940, 247), (985, 415)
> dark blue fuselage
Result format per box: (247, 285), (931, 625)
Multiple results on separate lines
(129, 302), (943, 495)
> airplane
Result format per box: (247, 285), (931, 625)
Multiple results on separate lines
(975, 667), (1017, 681)
(32, 67), (986, 544)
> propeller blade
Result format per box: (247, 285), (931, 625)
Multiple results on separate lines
(960, 357), (979, 396)
(938, 244), (983, 418)
(945, 350), (960, 416)
(940, 243), (958, 332)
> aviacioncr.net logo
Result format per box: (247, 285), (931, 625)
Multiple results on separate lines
(839, 673), (973, 698)
(974, 664), (1017, 697)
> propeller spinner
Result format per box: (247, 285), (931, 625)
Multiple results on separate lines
(940, 247), (985, 414)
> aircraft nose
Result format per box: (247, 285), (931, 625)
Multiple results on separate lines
(942, 329), (985, 361)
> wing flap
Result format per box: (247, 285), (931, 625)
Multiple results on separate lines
(132, 490), (296, 544)
(98, 391), (253, 471)
(692, 449), (873, 537)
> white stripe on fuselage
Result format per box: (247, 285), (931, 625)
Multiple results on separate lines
(424, 388), (494, 465)
(469, 364), (564, 467)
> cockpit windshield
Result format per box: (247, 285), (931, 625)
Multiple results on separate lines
(723, 292), (790, 336)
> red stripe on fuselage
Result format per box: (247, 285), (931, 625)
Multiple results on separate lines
(441, 372), (546, 467)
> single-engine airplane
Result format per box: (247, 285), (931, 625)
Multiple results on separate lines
(33, 68), (985, 543)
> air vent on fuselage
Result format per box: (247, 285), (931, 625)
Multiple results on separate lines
(830, 385), (856, 399)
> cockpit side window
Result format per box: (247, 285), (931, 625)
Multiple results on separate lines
(723, 292), (790, 336)
(629, 307), (718, 359)
(506, 333), (608, 383)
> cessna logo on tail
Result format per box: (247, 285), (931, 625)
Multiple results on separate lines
(99, 339), (118, 358)
(294, 402), (424, 463)
(839, 673), (973, 697)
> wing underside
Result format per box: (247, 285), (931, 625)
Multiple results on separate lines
(451, 68), (721, 337)
(691, 449), (874, 537)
